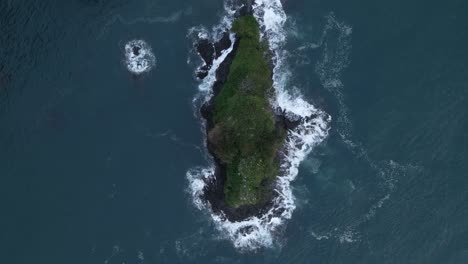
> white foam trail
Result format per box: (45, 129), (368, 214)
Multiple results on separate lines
(314, 13), (352, 138)
(137, 250), (144, 264)
(311, 231), (330, 241)
(309, 14), (424, 243)
(124, 39), (156, 74)
(187, 0), (330, 251)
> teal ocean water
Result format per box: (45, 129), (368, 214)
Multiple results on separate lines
(1, 0), (467, 263)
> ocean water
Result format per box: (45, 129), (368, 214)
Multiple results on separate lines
(1, 0), (467, 263)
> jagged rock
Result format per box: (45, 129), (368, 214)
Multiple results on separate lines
(196, 39), (215, 67)
(214, 32), (232, 58)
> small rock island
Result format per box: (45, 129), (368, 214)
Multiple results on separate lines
(200, 14), (291, 221)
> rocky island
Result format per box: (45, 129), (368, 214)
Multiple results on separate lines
(189, 0), (330, 248)
(198, 13), (293, 221)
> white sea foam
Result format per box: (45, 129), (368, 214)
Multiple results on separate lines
(124, 39), (156, 74)
(314, 13), (352, 139)
(137, 250), (144, 264)
(306, 13), (424, 243)
(339, 229), (358, 243)
(187, 0), (330, 251)
(311, 231), (330, 241)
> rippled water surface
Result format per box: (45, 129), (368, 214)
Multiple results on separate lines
(1, 0), (467, 263)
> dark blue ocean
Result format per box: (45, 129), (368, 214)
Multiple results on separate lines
(1, 0), (467, 263)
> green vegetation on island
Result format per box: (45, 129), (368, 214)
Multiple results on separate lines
(208, 16), (286, 208)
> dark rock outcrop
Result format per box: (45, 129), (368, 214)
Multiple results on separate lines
(195, 32), (233, 80)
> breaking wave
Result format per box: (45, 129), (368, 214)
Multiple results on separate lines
(186, 0), (330, 250)
(124, 39), (156, 74)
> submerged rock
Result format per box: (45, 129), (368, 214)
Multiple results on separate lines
(124, 39), (156, 75)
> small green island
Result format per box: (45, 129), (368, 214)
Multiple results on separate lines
(207, 15), (286, 208)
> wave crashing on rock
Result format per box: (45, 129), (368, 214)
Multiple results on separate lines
(124, 39), (156, 74)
